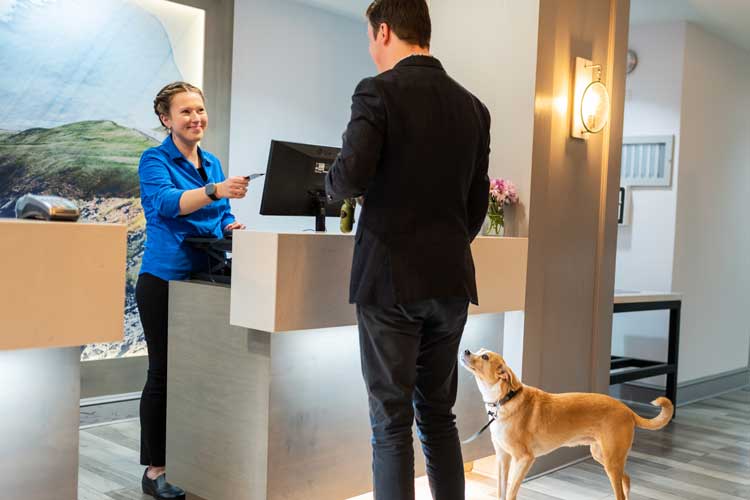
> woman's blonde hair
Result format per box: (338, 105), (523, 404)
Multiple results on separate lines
(153, 81), (205, 130)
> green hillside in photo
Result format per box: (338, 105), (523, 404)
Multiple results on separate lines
(0, 120), (159, 199)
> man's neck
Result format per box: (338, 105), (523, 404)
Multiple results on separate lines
(385, 45), (431, 71)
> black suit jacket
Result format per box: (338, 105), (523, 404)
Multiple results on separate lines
(325, 56), (490, 306)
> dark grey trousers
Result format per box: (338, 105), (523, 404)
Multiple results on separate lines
(357, 297), (470, 500)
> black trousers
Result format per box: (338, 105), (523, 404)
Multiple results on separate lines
(135, 272), (170, 467)
(357, 297), (470, 500)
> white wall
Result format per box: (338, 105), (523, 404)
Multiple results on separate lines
(430, 0), (539, 238)
(672, 23), (750, 382)
(227, 0), (373, 232)
(290, 0), (368, 20)
(430, 0), (539, 380)
(612, 22), (686, 372)
(228, 0), (539, 235)
(615, 21), (750, 385)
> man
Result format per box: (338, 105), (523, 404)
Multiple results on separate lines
(325, 1), (490, 499)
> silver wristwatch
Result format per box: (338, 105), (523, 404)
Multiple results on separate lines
(205, 183), (219, 201)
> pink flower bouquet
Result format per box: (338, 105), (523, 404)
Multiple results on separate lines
(486, 178), (519, 235)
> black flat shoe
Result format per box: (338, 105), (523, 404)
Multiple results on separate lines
(141, 469), (186, 500)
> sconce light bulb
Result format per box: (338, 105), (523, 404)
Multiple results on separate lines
(580, 81), (610, 134)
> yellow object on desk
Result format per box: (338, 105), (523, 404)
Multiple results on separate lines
(340, 198), (356, 233)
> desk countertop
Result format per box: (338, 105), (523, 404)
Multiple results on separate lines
(614, 289), (683, 305)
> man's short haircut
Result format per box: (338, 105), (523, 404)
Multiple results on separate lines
(366, 0), (431, 49)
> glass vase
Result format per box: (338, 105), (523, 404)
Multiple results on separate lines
(485, 209), (505, 236)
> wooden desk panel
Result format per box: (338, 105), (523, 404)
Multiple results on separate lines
(0, 219), (127, 350)
(231, 231), (528, 332)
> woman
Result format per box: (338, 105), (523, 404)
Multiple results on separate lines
(136, 81), (249, 500)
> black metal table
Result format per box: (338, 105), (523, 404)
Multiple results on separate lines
(611, 293), (682, 418)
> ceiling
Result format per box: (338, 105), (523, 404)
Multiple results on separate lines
(630, 0), (750, 51)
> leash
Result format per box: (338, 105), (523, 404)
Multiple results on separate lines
(461, 389), (519, 445)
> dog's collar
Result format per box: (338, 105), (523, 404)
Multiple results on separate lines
(461, 389), (521, 445)
(484, 388), (520, 410)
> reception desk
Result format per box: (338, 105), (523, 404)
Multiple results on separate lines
(166, 231), (527, 500)
(0, 220), (127, 500)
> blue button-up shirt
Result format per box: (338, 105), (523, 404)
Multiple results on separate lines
(138, 135), (236, 281)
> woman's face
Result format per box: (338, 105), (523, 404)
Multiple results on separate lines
(161, 91), (207, 145)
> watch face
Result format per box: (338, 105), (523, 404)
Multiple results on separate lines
(627, 49), (638, 74)
(205, 183), (216, 197)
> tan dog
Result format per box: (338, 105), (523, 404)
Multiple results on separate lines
(460, 349), (673, 500)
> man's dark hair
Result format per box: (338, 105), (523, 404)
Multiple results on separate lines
(366, 0), (431, 49)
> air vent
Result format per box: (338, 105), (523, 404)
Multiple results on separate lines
(621, 135), (674, 187)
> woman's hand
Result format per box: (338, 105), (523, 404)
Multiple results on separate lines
(216, 176), (250, 199)
(224, 221), (246, 232)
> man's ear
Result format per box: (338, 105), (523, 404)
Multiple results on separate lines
(380, 23), (391, 45)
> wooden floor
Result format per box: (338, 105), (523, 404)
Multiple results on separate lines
(79, 387), (749, 500)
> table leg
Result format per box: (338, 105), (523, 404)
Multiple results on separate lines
(666, 304), (681, 419)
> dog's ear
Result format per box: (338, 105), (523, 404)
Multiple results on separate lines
(498, 366), (522, 391)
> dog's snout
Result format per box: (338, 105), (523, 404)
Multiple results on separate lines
(463, 349), (471, 356)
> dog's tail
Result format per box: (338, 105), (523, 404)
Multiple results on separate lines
(632, 397), (674, 430)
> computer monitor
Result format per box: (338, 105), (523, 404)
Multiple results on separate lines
(259, 140), (342, 231)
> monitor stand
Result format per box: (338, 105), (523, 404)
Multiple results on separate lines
(308, 190), (327, 232)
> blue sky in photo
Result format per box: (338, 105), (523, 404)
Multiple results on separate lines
(0, 0), (182, 131)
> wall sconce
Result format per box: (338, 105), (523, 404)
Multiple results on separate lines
(571, 57), (610, 139)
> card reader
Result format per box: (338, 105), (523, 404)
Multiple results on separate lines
(15, 194), (80, 222)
